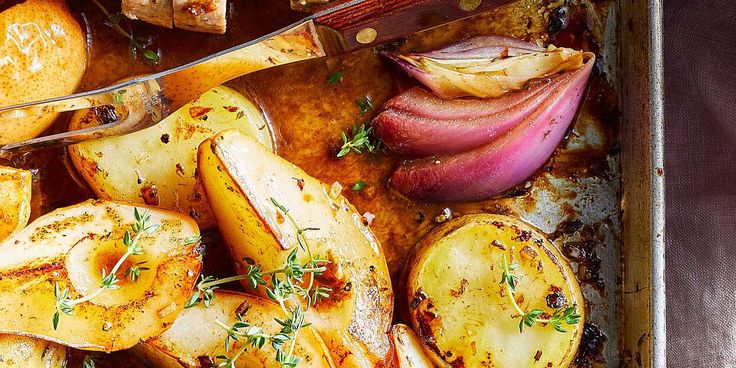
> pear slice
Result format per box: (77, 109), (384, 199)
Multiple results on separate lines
(68, 85), (273, 230)
(392, 324), (434, 368)
(0, 166), (31, 241)
(0, 166), (67, 366)
(137, 290), (335, 368)
(197, 130), (394, 367)
(0, 335), (67, 367)
(0, 199), (202, 352)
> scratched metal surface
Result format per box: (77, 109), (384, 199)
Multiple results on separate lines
(239, 1), (625, 367)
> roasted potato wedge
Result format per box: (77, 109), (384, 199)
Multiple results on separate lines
(391, 324), (433, 368)
(69, 86), (273, 229)
(0, 0), (86, 144)
(0, 199), (202, 352)
(197, 130), (394, 367)
(137, 290), (335, 368)
(405, 214), (584, 368)
(0, 335), (66, 367)
(0, 166), (31, 242)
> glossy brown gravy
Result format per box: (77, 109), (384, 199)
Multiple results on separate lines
(5, 0), (617, 366)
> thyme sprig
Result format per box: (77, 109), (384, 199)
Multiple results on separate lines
(91, 0), (160, 63)
(214, 305), (308, 368)
(52, 208), (158, 330)
(337, 124), (381, 158)
(500, 253), (581, 333)
(185, 198), (331, 368)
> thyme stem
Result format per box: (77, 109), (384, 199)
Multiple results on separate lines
(52, 208), (157, 330)
(500, 251), (581, 333)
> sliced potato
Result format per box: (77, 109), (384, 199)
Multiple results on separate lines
(0, 199), (202, 352)
(68, 86), (273, 230)
(391, 324), (433, 368)
(0, 166), (31, 241)
(137, 290), (335, 368)
(197, 130), (394, 367)
(405, 214), (584, 368)
(0, 0), (87, 144)
(0, 335), (66, 367)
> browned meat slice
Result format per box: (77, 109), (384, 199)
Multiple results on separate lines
(173, 0), (227, 34)
(122, 0), (173, 28)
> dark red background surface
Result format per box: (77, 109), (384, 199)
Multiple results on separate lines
(664, 0), (736, 366)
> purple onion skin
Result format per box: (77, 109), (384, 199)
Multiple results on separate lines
(373, 76), (567, 156)
(382, 35), (548, 100)
(408, 35), (545, 60)
(389, 56), (595, 203)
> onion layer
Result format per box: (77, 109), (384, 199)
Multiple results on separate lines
(385, 35), (585, 99)
(388, 54), (595, 203)
(373, 75), (567, 156)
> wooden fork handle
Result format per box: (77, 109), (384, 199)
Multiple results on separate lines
(313, 0), (517, 52)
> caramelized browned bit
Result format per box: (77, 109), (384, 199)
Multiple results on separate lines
(491, 240), (507, 251)
(449, 279), (468, 298)
(173, 0), (227, 34)
(546, 286), (567, 309)
(197, 355), (216, 368)
(234, 300), (252, 316)
(574, 323), (607, 366)
(181, 0), (215, 16)
(520, 245), (539, 260)
(140, 184), (159, 206)
(188, 106), (213, 120)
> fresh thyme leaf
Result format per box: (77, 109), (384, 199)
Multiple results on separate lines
(336, 124), (380, 158)
(142, 49), (159, 61)
(327, 71), (343, 85)
(52, 311), (60, 331)
(82, 355), (96, 368)
(184, 290), (201, 309)
(184, 235), (202, 245)
(124, 262), (149, 282)
(355, 96), (374, 115)
(111, 89), (126, 104)
(351, 181), (366, 191)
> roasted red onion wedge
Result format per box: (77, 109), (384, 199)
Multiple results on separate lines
(418, 35), (545, 60)
(385, 35), (584, 99)
(374, 75), (568, 156)
(389, 54), (595, 202)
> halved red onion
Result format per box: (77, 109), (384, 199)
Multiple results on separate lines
(385, 35), (585, 99)
(388, 54), (595, 202)
(373, 75), (568, 156)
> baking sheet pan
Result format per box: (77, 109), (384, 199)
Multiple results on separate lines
(618, 0), (665, 367)
(0, 0), (666, 365)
